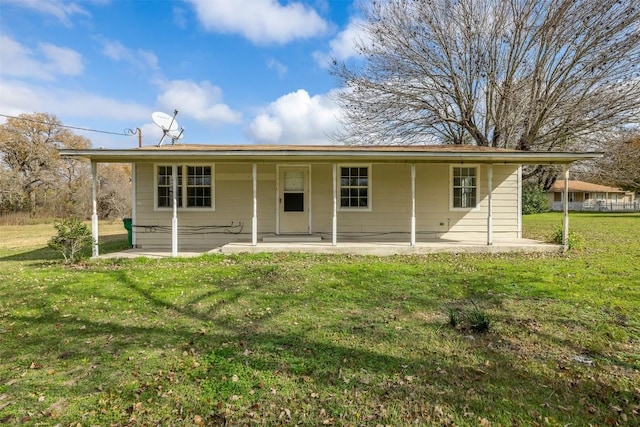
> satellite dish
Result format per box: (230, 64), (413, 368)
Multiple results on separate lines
(152, 109), (185, 146)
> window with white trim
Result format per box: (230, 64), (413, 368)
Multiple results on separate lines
(156, 164), (214, 209)
(340, 166), (370, 209)
(451, 166), (478, 209)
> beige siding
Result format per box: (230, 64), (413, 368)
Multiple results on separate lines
(133, 161), (520, 249)
(134, 163), (276, 249)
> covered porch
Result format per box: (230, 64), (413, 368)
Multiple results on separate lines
(58, 144), (602, 257)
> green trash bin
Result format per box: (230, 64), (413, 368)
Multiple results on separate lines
(123, 218), (133, 247)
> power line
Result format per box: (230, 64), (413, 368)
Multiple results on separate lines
(0, 113), (136, 137)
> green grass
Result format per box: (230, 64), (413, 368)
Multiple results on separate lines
(0, 213), (639, 425)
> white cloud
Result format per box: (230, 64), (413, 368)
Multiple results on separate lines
(2, 0), (90, 27)
(172, 5), (188, 29)
(186, 0), (328, 44)
(39, 42), (84, 76)
(0, 35), (84, 80)
(266, 58), (288, 79)
(247, 89), (343, 145)
(101, 40), (159, 72)
(156, 79), (242, 124)
(0, 79), (149, 121)
(313, 18), (369, 68)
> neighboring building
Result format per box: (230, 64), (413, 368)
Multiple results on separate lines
(547, 180), (637, 212)
(60, 144), (601, 255)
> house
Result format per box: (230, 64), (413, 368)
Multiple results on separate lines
(59, 144), (601, 256)
(547, 180), (637, 212)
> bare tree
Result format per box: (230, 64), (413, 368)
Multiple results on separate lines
(332, 0), (640, 150)
(0, 113), (90, 214)
(97, 163), (132, 220)
(580, 135), (640, 192)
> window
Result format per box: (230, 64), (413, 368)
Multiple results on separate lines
(283, 171), (304, 212)
(157, 166), (182, 208)
(156, 164), (214, 209)
(186, 166), (212, 207)
(340, 166), (370, 209)
(451, 166), (478, 209)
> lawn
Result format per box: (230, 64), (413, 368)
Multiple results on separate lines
(0, 213), (638, 426)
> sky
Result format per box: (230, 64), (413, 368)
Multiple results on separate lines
(0, 0), (367, 149)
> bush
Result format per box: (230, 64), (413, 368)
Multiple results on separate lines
(48, 218), (93, 263)
(522, 184), (550, 215)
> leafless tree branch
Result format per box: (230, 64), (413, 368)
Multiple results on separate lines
(332, 0), (640, 149)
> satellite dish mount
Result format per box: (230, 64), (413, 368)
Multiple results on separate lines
(152, 109), (184, 147)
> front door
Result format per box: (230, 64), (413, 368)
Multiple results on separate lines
(278, 166), (310, 234)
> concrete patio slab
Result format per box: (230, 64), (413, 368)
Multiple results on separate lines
(217, 239), (561, 256)
(98, 250), (204, 259)
(97, 238), (561, 259)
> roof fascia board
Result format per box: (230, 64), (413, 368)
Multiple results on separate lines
(58, 149), (602, 164)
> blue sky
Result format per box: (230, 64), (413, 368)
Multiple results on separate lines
(0, 0), (366, 148)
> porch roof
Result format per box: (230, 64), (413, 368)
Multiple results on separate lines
(60, 144), (602, 164)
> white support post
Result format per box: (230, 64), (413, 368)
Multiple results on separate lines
(332, 163), (337, 246)
(131, 163), (137, 247)
(517, 165), (522, 239)
(411, 164), (416, 246)
(487, 164), (493, 246)
(252, 163), (258, 246)
(91, 161), (99, 258)
(171, 164), (178, 257)
(562, 164), (569, 251)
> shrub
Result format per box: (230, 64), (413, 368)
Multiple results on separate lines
(445, 302), (492, 334)
(447, 307), (459, 328)
(48, 218), (93, 263)
(467, 305), (492, 333)
(522, 184), (550, 215)
(552, 224), (584, 250)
